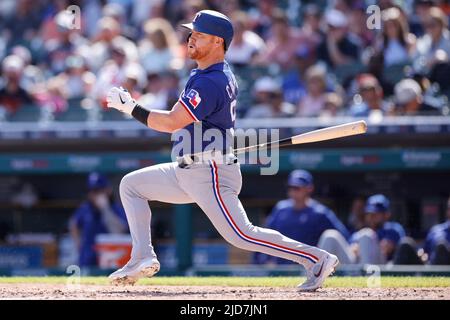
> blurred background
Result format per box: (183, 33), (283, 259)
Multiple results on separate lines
(0, 0), (449, 277)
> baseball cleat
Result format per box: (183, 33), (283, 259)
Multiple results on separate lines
(108, 257), (160, 286)
(297, 253), (339, 292)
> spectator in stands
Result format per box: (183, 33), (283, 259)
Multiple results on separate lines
(34, 77), (68, 115)
(414, 6), (450, 75)
(139, 18), (182, 74)
(138, 72), (176, 111)
(10, 45), (45, 91)
(428, 49), (450, 97)
(319, 194), (406, 264)
(83, 17), (122, 72)
(349, 1), (375, 48)
(297, 65), (329, 117)
(319, 92), (345, 119)
(348, 73), (393, 119)
(131, 0), (164, 28)
(317, 9), (361, 69)
(34, 56), (94, 115)
(423, 196), (450, 264)
(44, 10), (88, 75)
(297, 4), (324, 54)
(103, 2), (137, 40)
(81, 0), (103, 39)
(0, 55), (34, 115)
(53, 55), (96, 100)
(410, 0), (437, 37)
(245, 77), (295, 118)
(247, 0), (277, 40)
(141, 70), (179, 109)
(119, 63), (146, 101)
(39, 0), (81, 42)
(93, 37), (138, 108)
(375, 7), (416, 68)
(333, 0), (353, 14)
(69, 172), (128, 267)
(393, 78), (442, 115)
(2, 0), (43, 48)
(215, 0), (240, 19)
(255, 9), (303, 71)
(180, 0), (209, 28)
(226, 11), (266, 67)
(281, 45), (316, 105)
(254, 169), (349, 264)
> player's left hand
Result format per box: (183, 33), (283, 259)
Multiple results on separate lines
(106, 87), (136, 115)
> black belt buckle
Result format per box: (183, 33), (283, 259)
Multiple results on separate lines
(178, 152), (237, 168)
(178, 155), (197, 168)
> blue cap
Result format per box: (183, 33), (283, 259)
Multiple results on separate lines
(181, 10), (234, 50)
(87, 172), (109, 190)
(287, 170), (313, 187)
(365, 194), (390, 213)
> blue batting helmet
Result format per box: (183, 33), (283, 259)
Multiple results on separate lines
(181, 10), (234, 50)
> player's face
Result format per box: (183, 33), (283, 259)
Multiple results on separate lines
(366, 212), (385, 230)
(187, 31), (222, 60)
(288, 185), (313, 202)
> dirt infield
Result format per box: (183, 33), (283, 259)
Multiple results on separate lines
(1, 284), (449, 300)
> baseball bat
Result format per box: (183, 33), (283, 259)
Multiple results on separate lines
(233, 120), (367, 155)
(180, 120), (367, 164)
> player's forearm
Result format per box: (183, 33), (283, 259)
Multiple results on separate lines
(127, 104), (174, 133)
(146, 109), (178, 133)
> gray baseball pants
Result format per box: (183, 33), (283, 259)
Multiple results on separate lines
(119, 160), (328, 269)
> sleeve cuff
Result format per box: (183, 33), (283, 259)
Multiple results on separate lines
(179, 99), (200, 122)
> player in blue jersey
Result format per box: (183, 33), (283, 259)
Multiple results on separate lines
(254, 170), (350, 265)
(319, 194), (406, 264)
(423, 196), (450, 264)
(105, 10), (338, 291)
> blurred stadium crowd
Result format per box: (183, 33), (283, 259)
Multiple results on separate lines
(1, 0), (450, 122)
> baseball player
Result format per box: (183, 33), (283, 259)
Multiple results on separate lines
(106, 10), (338, 291)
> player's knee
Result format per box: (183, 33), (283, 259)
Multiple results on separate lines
(356, 227), (377, 240)
(119, 173), (134, 196)
(318, 229), (341, 247)
(321, 229), (342, 241)
(222, 234), (250, 250)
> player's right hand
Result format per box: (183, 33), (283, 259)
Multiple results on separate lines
(106, 87), (136, 115)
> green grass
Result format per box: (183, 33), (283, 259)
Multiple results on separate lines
(0, 277), (449, 288)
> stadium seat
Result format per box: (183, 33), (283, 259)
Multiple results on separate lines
(382, 62), (411, 86)
(54, 98), (88, 122)
(333, 62), (366, 85)
(100, 108), (129, 121)
(7, 104), (41, 122)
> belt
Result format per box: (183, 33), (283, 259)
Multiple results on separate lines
(177, 151), (238, 168)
